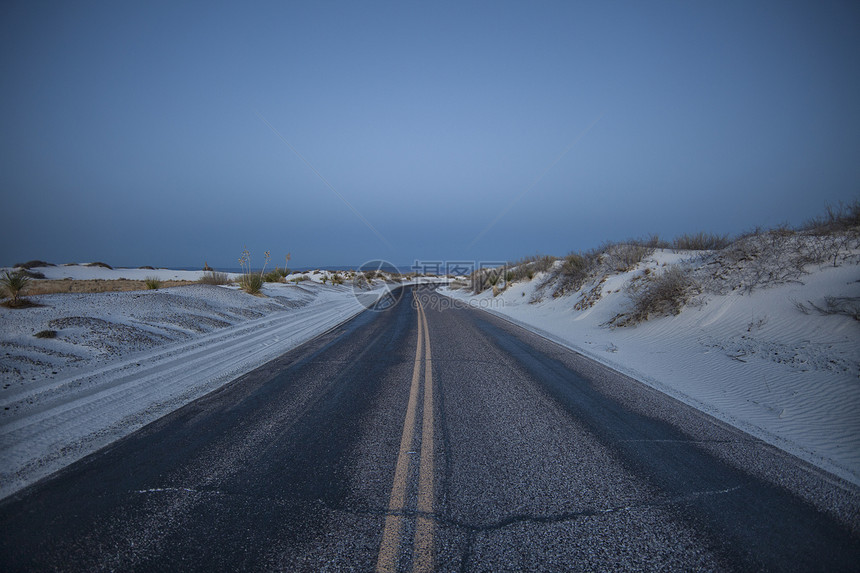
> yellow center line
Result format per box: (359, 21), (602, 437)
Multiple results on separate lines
(413, 300), (435, 572)
(376, 300), (423, 573)
(375, 293), (438, 573)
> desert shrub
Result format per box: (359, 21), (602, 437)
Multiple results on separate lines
(35, 329), (57, 339)
(507, 254), (557, 283)
(699, 229), (859, 294)
(331, 273), (344, 285)
(239, 273), (264, 294)
(292, 275), (308, 283)
(263, 270), (283, 283)
(643, 234), (671, 249)
(198, 270), (231, 285)
(550, 241), (649, 297)
(1, 271), (30, 305)
(86, 261), (113, 269)
(532, 255), (557, 273)
(603, 242), (654, 271)
(562, 252), (589, 275)
(550, 251), (598, 297)
(673, 232), (732, 251)
(611, 266), (699, 326)
(802, 200), (860, 234)
(144, 276), (162, 290)
(237, 247), (270, 294)
(534, 240), (655, 301)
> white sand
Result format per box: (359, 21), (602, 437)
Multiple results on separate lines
(441, 250), (860, 486)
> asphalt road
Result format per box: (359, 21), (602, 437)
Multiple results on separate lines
(1, 285), (858, 571)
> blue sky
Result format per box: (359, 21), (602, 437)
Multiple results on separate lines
(2, 1), (858, 270)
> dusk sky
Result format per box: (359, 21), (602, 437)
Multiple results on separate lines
(2, 1), (859, 270)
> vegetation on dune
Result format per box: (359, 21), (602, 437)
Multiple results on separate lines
(17, 279), (195, 295)
(609, 267), (700, 327)
(672, 232), (732, 251)
(263, 270), (284, 283)
(236, 247), (298, 294)
(237, 247), (268, 295)
(508, 255), (557, 282)
(198, 271), (231, 285)
(14, 260), (54, 269)
(466, 202), (860, 326)
(1, 270), (31, 306)
(802, 200), (860, 234)
(239, 272), (264, 294)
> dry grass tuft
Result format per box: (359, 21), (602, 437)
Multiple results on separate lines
(672, 232), (732, 251)
(802, 200), (860, 234)
(198, 271), (231, 285)
(609, 267), (700, 327)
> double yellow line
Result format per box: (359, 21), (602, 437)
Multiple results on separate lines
(376, 295), (436, 573)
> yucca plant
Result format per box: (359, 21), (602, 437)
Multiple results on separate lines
(239, 273), (264, 294)
(144, 276), (162, 290)
(1, 271), (30, 306)
(237, 247), (270, 294)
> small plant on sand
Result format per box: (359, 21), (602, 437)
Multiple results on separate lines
(1, 271), (31, 306)
(237, 248), (270, 295)
(263, 269), (283, 283)
(199, 270), (230, 285)
(608, 266), (699, 327)
(241, 273), (264, 294)
(144, 276), (162, 290)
